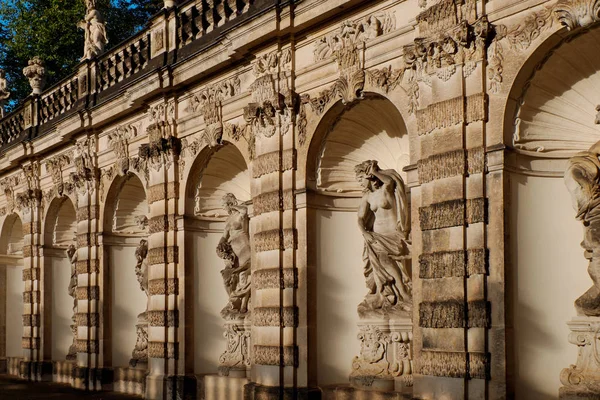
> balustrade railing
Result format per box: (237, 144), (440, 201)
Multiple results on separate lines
(0, 107), (25, 146)
(97, 32), (150, 91)
(39, 76), (79, 125)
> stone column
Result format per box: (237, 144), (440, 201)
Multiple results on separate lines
(410, 5), (493, 399)
(239, 44), (318, 399)
(69, 136), (106, 390)
(19, 162), (49, 381)
(142, 100), (194, 400)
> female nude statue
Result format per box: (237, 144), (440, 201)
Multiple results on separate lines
(217, 193), (251, 317)
(355, 160), (411, 316)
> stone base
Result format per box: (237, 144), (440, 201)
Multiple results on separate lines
(114, 366), (148, 396)
(243, 383), (322, 400)
(7, 357), (21, 376)
(199, 374), (248, 400)
(560, 317), (600, 398)
(560, 386), (600, 399)
(53, 360), (76, 384)
(73, 366), (114, 391)
(349, 319), (412, 392)
(19, 360), (52, 381)
(322, 385), (411, 400)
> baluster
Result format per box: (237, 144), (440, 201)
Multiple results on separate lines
(241, 0), (250, 14)
(193, 4), (204, 40)
(215, 0), (225, 27)
(227, 0), (237, 20)
(204, 0), (215, 33)
(132, 43), (141, 74)
(183, 9), (194, 44)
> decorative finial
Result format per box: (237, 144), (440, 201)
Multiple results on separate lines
(0, 69), (10, 117)
(78, 0), (108, 61)
(23, 57), (46, 95)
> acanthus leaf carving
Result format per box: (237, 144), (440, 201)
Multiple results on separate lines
(187, 76), (240, 149)
(46, 152), (72, 198)
(69, 137), (99, 195)
(139, 123), (181, 172)
(554, 0), (600, 31)
(225, 122), (255, 160)
(107, 124), (138, 176)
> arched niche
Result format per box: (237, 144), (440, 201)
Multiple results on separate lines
(183, 142), (251, 376)
(0, 213), (24, 374)
(305, 94), (410, 388)
(42, 196), (77, 367)
(504, 26), (600, 399)
(102, 173), (149, 376)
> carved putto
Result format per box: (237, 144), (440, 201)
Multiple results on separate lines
(23, 57), (46, 95)
(565, 140), (600, 316)
(78, 0), (108, 61)
(217, 193), (251, 318)
(355, 160), (411, 318)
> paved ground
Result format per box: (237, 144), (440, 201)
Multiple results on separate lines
(0, 375), (139, 399)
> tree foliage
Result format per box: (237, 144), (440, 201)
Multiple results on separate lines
(0, 0), (162, 108)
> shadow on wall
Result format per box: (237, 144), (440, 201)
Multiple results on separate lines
(509, 173), (589, 400)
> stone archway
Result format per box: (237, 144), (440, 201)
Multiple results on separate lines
(0, 213), (25, 376)
(183, 141), (251, 399)
(42, 196), (77, 383)
(102, 172), (149, 396)
(304, 94), (412, 394)
(504, 24), (600, 400)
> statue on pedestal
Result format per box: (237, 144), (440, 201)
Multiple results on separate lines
(130, 238), (149, 368)
(78, 0), (108, 61)
(350, 160), (413, 391)
(66, 244), (78, 361)
(561, 139), (600, 398)
(216, 193), (251, 376)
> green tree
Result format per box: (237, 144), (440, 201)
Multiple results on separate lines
(0, 0), (162, 109)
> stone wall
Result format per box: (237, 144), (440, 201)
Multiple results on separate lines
(0, 0), (597, 399)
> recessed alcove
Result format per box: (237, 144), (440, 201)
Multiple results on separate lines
(0, 213), (24, 375)
(306, 94), (410, 388)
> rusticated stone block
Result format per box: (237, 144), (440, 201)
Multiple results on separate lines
(418, 149), (465, 184)
(148, 278), (179, 295)
(254, 345), (297, 367)
(253, 307), (298, 327)
(75, 339), (99, 354)
(253, 268), (297, 290)
(420, 248), (488, 279)
(148, 246), (179, 265)
(466, 198), (486, 224)
(148, 310), (179, 327)
(252, 149), (296, 178)
(418, 351), (467, 378)
(76, 286), (99, 301)
(148, 342), (178, 359)
(419, 199), (464, 231)
(254, 229), (296, 252)
(419, 301), (490, 328)
(76, 312), (99, 327)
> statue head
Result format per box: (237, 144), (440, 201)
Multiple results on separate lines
(66, 243), (77, 262)
(221, 193), (238, 214)
(565, 149), (600, 218)
(355, 160), (380, 191)
(85, 0), (97, 10)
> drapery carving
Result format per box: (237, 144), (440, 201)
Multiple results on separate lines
(78, 0), (108, 60)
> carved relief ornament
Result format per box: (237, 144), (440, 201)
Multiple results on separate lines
(187, 76), (241, 148)
(554, 0), (600, 31)
(107, 124), (138, 176)
(45, 153), (72, 198)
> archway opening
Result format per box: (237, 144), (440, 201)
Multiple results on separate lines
(306, 94), (411, 389)
(0, 213), (25, 376)
(43, 196), (77, 383)
(184, 142), (251, 384)
(505, 25), (600, 399)
(103, 172), (149, 395)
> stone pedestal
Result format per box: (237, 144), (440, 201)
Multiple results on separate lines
(203, 374), (249, 400)
(560, 317), (600, 399)
(218, 318), (251, 377)
(349, 319), (413, 393)
(130, 322), (149, 368)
